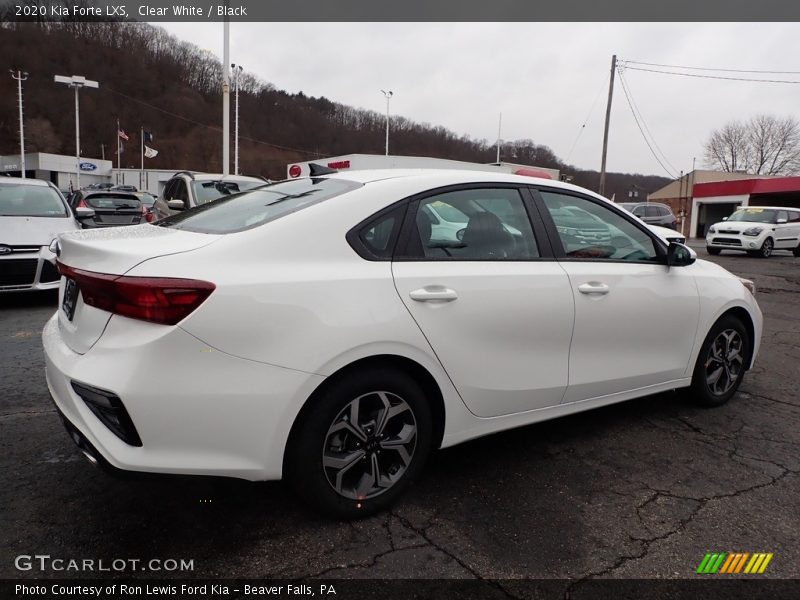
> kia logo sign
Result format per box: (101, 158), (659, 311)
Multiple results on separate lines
(79, 162), (97, 171)
(288, 165), (302, 178)
(0, 245), (12, 255)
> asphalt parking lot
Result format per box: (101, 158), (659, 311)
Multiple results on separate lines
(1, 246), (798, 583)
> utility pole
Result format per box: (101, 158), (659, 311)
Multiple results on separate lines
(496, 112), (502, 164)
(10, 70), (28, 178)
(231, 64), (242, 175)
(222, 8), (231, 176)
(381, 89), (393, 156)
(599, 54), (617, 197)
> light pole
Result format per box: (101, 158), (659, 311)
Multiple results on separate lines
(231, 64), (243, 175)
(380, 89), (393, 156)
(222, 14), (230, 176)
(10, 70), (28, 178)
(54, 75), (99, 190)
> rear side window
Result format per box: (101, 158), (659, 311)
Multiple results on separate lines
(158, 178), (362, 234)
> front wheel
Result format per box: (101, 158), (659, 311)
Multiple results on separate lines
(758, 237), (774, 258)
(285, 369), (433, 518)
(690, 316), (750, 407)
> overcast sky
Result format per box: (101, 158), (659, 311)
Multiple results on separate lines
(157, 22), (800, 177)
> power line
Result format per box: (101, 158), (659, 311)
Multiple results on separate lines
(620, 60), (800, 75)
(104, 86), (326, 157)
(564, 75), (606, 164)
(616, 70), (677, 179)
(621, 66), (800, 85)
(616, 68), (679, 175)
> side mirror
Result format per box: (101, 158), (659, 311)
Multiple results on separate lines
(167, 199), (185, 210)
(667, 242), (696, 267)
(74, 206), (95, 219)
(722, 216), (728, 221)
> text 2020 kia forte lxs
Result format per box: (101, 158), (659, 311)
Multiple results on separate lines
(43, 169), (762, 517)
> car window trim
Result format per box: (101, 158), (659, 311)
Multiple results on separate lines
(346, 202), (409, 261)
(529, 186), (670, 265)
(393, 182), (556, 262)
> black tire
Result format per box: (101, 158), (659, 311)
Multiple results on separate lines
(706, 247), (721, 256)
(690, 315), (750, 407)
(284, 369), (433, 519)
(793, 243), (800, 257)
(757, 237), (774, 258)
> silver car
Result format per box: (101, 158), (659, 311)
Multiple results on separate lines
(0, 178), (79, 292)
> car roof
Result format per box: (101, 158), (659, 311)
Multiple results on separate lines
(734, 206), (798, 211)
(0, 177), (50, 187)
(189, 173), (266, 183)
(321, 168), (603, 196)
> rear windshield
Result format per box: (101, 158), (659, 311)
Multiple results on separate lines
(158, 178), (362, 234)
(0, 182), (68, 217)
(83, 194), (141, 209)
(727, 208), (777, 223)
(192, 179), (264, 206)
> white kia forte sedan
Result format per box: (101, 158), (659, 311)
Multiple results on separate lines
(43, 169), (762, 517)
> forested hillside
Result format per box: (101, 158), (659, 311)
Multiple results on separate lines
(0, 21), (670, 197)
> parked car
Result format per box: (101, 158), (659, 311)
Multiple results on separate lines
(648, 224), (686, 245)
(112, 185), (138, 192)
(44, 169), (762, 518)
(0, 178), (79, 292)
(152, 171), (266, 220)
(706, 206), (800, 258)
(67, 190), (144, 229)
(619, 202), (678, 229)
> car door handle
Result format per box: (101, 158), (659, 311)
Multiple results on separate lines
(577, 282), (610, 295)
(409, 287), (458, 302)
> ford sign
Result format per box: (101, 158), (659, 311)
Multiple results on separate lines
(79, 162), (97, 171)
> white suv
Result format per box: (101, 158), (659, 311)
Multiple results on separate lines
(152, 171), (267, 220)
(706, 206), (800, 258)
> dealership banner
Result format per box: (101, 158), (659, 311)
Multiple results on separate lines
(2, 0), (800, 22)
(3, 579), (800, 599)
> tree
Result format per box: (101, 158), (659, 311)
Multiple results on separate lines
(704, 115), (800, 175)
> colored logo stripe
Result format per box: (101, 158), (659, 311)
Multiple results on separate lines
(698, 552), (773, 574)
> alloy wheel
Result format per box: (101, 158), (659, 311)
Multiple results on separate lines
(322, 391), (417, 500)
(704, 329), (744, 396)
(761, 238), (773, 257)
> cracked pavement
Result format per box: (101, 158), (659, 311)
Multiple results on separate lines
(1, 247), (798, 581)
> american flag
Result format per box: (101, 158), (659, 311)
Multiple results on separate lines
(118, 129), (129, 141)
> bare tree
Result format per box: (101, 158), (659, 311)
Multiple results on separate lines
(704, 115), (800, 175)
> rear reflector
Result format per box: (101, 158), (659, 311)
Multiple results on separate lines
(57, 262), (215, 325)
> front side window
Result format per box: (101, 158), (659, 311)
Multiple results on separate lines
(403, 188), (539, 260)
(0, 183), (68, 217)
(540, 191), (659, 262)
(158, 177), (362, 234)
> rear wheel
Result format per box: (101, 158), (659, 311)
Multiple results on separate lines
(690, 315), (749, 407)
(793, 242), (800, 257)
(706, 247), (721, 255)
(285, 369), (433, 518)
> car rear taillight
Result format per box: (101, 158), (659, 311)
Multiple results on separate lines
(142, 205), (154, 223)
(76, 198), (88, 208)
(57, 262), (215, 325)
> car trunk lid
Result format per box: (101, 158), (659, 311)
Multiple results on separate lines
(56, 224), (221, 354)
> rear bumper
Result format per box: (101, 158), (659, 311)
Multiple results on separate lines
(0, 248), (60, 292)
(42, 312), (325, 481)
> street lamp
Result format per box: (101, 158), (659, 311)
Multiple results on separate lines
(380, 89), (393, 156)
(231, 64), (243, 175)
(54, 74), (99, 190)
(9, 70), (28, 178)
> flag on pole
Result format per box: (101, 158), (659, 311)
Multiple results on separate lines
(144, 145), (158, 159)
(143, 131), (154, 144)
(118, 129), (129, 141)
